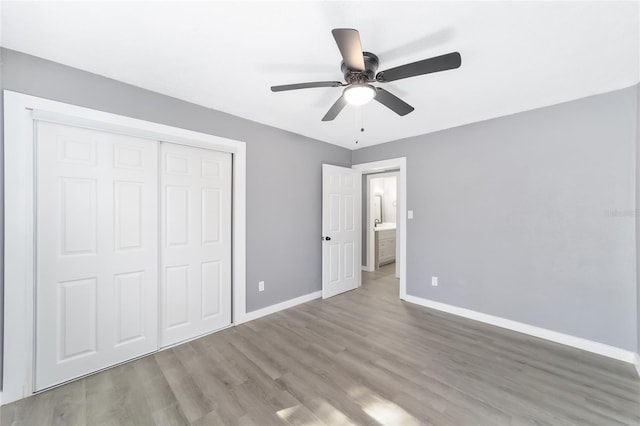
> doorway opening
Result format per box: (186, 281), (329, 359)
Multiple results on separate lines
(365, 171), (399, 273)
(362, 171), (399, 291)
(352, 158), (407, 299)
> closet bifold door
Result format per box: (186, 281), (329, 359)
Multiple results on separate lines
(35, 121), (159, 391)
(160, 143), (232, 347)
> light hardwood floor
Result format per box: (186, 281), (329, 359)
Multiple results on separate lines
(2, 264), (639, 425)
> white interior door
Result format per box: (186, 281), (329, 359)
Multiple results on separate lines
(160, 143), (232, 347)
(35, 122), (158, 391)
(322, 164), (361, 299)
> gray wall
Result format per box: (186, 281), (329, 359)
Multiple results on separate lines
(0, 48), (351, 317)
(362, 174), (367, 265)
(0, 46), (3, 387)
(637, 84), (640, 355)
(1, 46), (639, 381)
(353, 85), (639, 351)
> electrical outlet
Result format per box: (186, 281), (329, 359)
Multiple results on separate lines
(408, 210), (414, 219)
(259, 281), (265, 292)
(431, 276), (438, 287)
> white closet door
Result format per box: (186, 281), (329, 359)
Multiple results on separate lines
(160, 143), (232, 347)
(35, 122), (158, 391)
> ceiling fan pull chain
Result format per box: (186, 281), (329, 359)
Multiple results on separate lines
(354, 107), (361, 144)
(355, 106), (363, 133)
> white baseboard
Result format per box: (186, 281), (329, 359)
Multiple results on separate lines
(403, 295), (636, 364)
(240, 291), (321, 324)
(361, 265), (374, 272)
(634, 353), (640, 377)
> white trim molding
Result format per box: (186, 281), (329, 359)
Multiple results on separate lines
(634, 353), (640, 377)
(2, 91), (247, 405)
(352, 157), (407, 300)
(404, 295), (637, 365)
(242, 291), (322, 323)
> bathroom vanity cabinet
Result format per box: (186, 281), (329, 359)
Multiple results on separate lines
(375, 228), (396, 268)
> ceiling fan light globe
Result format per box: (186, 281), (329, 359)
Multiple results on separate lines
(344, 84), (376, 106)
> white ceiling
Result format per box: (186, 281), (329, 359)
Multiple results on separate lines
(1, 1), (639, 149)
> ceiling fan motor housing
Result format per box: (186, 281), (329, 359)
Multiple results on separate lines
(341, 52), (379, 82)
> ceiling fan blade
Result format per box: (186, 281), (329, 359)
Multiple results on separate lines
(374, 88), (414, 116)
(322, 96), (348, 121)
(271, 81), (343, 92)
(332, 28), (366, 72)
(376, 52), (461, 82)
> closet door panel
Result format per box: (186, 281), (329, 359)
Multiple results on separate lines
(160, 143), (232, 347)
(35, 122), (158, 391)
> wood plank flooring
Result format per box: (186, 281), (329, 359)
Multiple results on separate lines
(2, 264), (639, 425)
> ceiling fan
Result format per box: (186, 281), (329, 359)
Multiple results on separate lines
(270, 28), (462, 121)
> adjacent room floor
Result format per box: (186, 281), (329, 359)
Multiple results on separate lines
(2, 264), (639, 425)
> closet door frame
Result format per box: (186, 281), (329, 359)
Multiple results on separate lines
(2, 90), (247, 405)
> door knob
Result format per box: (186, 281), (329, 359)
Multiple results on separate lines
(322, 236), (331, 241)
